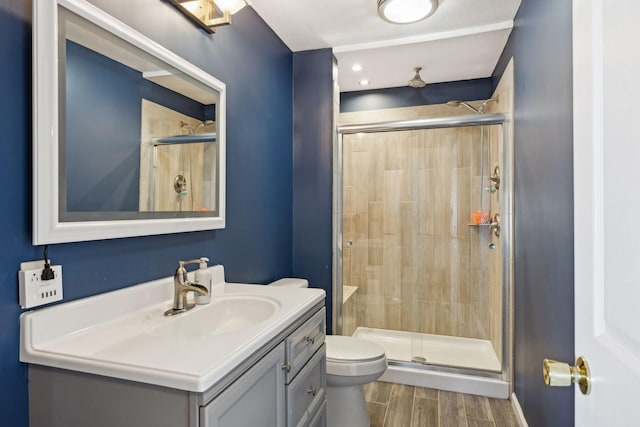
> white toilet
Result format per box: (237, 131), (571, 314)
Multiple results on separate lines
(269, 278), (387, 427)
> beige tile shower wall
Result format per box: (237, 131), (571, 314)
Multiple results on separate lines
(342, 120), (495, 340)
(340, 102), (487, 126)
(139, 100), (216, 212)
(154, 143), (207, 211)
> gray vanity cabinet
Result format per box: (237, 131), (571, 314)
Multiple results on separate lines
(27, 305), (326, 427)
(308, 403), (327, 427)
(286, 347), (326, 427)
(203, 307), (327, 427)
(201, 342), (286, 426)
(284, 308), (327, 427)
(285, 309), (326, 381)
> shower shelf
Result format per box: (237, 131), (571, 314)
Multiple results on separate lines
(467, 223), (492, 227)
(343, 285), (358, 303)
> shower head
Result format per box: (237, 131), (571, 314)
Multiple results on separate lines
(194, 120), (215, 131)
(447, 96), (500, 115)
(408, 67), (426, 88)
(181, 120), (216, 134)
(478, 96), (499, 114)
(446, 100), (481, 114)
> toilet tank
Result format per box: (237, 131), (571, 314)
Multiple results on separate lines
(268, 278), (309, 288)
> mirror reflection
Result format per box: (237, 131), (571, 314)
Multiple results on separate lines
(59, 7), (219, 221)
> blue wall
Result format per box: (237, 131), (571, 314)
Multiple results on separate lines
(292, 49), (334, 332)
(493, 0), (574, 425)
(66, 41), (143, 212)
(340, 78), (494, 112)
(65, 41), (212, 212)
(0, 0), (293, 424)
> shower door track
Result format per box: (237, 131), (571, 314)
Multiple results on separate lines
(388, 360), (503, 380)
(333, 111), (514, 393)
(337, 113), (506, 134)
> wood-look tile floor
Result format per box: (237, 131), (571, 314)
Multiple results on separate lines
(364, 382), (519, 427)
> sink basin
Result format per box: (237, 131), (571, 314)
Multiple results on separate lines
(148, 295), (281, 338)
(21, 265), (326, 392)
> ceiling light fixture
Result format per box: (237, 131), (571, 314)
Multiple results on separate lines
(377, 0), (438, 24)
(408, 67), (426, 88)
(359, 79), (371, 86)
(352, 64), (363, 72)
(169, 0), (250, 33)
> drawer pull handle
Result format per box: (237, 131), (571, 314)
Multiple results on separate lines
(307, 385), (317, 397)
(304, 336), (315, 345)
(281, 363), (291, 372)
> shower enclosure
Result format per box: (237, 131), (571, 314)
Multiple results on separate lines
(147, 130), (217, 212)
(139, 99), (218, 213)
(333, 108), (513, 398)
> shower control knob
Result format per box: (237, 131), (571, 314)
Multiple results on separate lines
(488, 243), (496, 250)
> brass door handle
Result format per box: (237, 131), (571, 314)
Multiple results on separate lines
(543, 356), (591, 395)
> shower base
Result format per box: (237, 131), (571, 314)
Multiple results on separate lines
(352, 327), (509, 398)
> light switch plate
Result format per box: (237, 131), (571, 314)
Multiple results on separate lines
(19, 262), (63, 309)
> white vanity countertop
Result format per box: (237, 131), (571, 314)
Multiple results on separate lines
(20, 265), (325, 392)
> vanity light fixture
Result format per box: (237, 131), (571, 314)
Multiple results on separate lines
(169, 0), (250, 33)
(377, 0), (438, 24)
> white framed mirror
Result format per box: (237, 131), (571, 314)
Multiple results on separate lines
(33, 0), (226, 244)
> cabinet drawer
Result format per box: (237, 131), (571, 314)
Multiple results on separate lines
(287, 345), (326, 427)
(308, 401), (326, 427)
(286, 308), (325, 381)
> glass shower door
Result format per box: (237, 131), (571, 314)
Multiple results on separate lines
(341, 124), (504, 373)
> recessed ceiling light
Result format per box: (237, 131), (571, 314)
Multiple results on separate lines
(359, 79), (370, 86)
(352, 64), (363, 72)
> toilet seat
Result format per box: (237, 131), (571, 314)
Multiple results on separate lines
(325, 336), (387, 377)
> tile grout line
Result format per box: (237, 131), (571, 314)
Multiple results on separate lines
(491, 398), (499, 426)
(409, 385), (417, 426)
(437, 389), (441, 427)
(462, 391), (467, 427)
(381, 389), (390, 427)
(462, 392), (470, 427)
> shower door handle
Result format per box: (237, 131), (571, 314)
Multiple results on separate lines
(489, 214), (500, 238)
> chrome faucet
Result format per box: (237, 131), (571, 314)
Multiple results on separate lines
(164, 259), (209, 316)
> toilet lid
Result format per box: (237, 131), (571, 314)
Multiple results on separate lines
(325, 335), (385, 362)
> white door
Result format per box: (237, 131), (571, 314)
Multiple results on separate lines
(573, 0), (640, 425)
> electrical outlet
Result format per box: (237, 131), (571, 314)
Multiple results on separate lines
(19, 261), (63, 309)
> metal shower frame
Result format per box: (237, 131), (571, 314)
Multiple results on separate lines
(332, 112), (515, 392)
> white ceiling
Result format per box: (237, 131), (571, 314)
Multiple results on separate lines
(249, 0), (522, 92)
